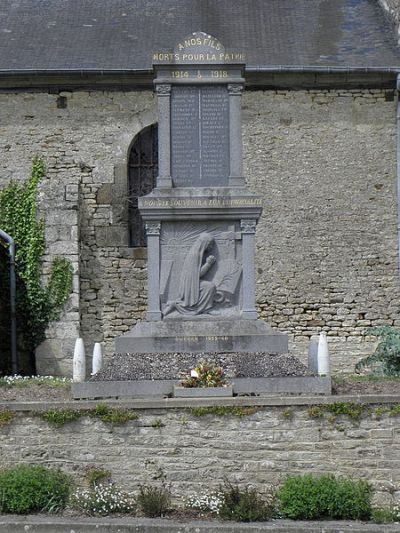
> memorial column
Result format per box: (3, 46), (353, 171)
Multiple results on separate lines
(228, 83), (245, 187)
(145, 222), (162, 321)
(155, 84), (173, 188)
(240, 219), (258, 319)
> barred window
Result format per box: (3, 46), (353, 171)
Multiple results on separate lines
(128, 124), (158, 247)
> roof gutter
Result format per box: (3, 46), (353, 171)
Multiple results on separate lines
(246, 66), (400, 73)
(0, 66), (398, 75)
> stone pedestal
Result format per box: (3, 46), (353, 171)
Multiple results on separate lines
(110, 32), (302, 395)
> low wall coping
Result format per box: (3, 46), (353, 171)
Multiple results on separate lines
(1, 394), (400, 412)
(0, 515), (398, 532)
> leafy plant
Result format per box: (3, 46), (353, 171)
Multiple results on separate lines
(181, 361), (228, 388)
(85, 466), (111, 487)
(88, 403), (138, 425)
(218, 482), (273, 522)
(371, 508), (397, 523)
(0, 410), (14, 427)
(189, 406), (258, 417)
(307, 406), (324, 419)
(34, 404), (139, 427)
(70, 482), (135, 516)
(0, 464), (71, 514)
(277, 474), (372, 520)
(356, 327), (400, 376)
(151, 418), (165, 428)
(325, 401), (364, 421)
(35, 407), (82, 427)
(137, 483), (171, 517)
(0, 157), (73, 373)
(281, 408), (294, 420)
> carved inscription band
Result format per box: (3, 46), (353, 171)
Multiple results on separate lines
(141, 197), (262, 208)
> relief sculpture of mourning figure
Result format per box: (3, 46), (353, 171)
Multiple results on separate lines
(163, 232), (217, 316)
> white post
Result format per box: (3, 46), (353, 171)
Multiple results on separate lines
(317, 332), (330, 376)
(308, 335), (319, 374)
(92, 343), (103, 375)
(73, 337), (86, 382)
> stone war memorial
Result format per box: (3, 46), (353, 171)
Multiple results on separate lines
(74, 33), (330, 399)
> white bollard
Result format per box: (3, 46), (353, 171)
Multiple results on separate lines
(317, 332), (330, 376)
(308, 335), (319, 374)
(73, 337), (86, 382)
(92, 342), (103, 375)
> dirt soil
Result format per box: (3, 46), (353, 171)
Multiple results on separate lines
(0, 384), (72, 402)
(0, 379), (399, 402)
(332, 379), (400, 396)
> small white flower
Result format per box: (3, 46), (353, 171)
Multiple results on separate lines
(190, 370), (199, 378)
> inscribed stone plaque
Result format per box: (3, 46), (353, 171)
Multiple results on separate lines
(171, 85), (229, 187)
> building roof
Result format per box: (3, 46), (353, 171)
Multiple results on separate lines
(0, 0), (399, 74)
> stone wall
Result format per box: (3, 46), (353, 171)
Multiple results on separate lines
(0, 90), (157, 375)
(0, 88), (397, 374)
(1, 401), (400, 508)
(243, 88), (398, 371)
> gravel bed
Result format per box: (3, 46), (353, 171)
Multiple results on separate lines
(91, 351), (311, 381)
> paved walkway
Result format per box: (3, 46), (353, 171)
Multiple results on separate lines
(0, 516), (399, 532)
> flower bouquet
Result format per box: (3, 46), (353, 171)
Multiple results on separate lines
(181, 361), (228, 388)
(174, 361), (233, 398)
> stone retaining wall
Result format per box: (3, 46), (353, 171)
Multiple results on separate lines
(0, 88), (397, 374)
(1, 397), (400, 508)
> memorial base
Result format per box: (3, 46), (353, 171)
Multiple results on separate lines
(173, 385), (233, 398)
(115, 319), (288, 354)
(72, 377), (331, 399)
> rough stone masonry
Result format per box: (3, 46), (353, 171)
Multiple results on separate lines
(0, 402), (399, 509)
(0, 87), (396, 375)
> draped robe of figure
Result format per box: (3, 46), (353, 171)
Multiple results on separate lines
(168, 232), (217, 316)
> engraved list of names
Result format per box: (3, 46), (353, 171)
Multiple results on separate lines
(171, 85), (229, 187)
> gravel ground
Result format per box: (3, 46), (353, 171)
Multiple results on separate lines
(91, 352), (311, 382)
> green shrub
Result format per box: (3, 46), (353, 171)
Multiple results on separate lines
(277, 474), (372, 520)
(218, 482), (272, 522)
(356, 326), (400, 376)
(137, 483), (171, 517)
(0, 464), (71, 513)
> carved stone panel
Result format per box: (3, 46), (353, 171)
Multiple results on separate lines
(160, 222), (242, 318)
(171, 86), (229, 187)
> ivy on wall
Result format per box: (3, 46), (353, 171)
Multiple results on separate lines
(0, 156), (73, 373)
